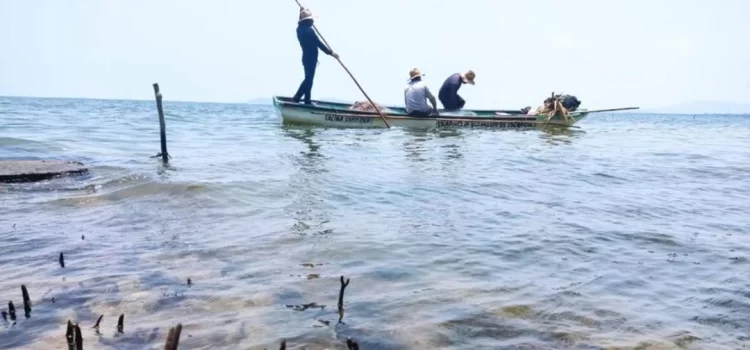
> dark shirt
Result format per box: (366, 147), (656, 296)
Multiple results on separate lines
(296, 20), (333, 65)
(438, 73), (465, 110)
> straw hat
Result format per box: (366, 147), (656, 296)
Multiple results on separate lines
(461, 70), (476, 85)
(299, 8), (315, 22)
(408, 68), (424, 81)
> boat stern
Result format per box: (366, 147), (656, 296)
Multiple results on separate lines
(534, 108), (589, 126)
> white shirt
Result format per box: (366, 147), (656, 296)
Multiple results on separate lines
(404, 80), (434, 113)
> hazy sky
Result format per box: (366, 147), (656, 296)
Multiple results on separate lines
(1, 0), (749, 109)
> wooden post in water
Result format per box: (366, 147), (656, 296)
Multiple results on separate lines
(65, 320), (75, 349)
(337, 275), (350, 324)
(152, 83), (170, 165)
(21, 285), (31, 319)
(164, 323), (183, 350)
(93, 315), (103, 331)
(346, 338), (360, 350)
(74, 324), (83, 350)
(7, 302), (16, 322)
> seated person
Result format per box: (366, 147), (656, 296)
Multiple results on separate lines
(404, 68), (439, 117)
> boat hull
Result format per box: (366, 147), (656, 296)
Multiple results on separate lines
(272, 96), (587, 129)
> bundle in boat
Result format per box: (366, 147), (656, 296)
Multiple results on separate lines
(527, 92), (582, 115)
(348, 101), (391, 113)
(556, 93), (582, 111)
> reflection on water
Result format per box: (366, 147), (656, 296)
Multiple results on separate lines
(1, 97), (749, 349)
(539, 125), (582, 145)
(402, 130), (432, 163)
(281, 126), (332, 238)
(282, 126), (324, 161)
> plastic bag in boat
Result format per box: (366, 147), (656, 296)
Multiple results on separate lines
(556, 94), (581, 111)
(440, 110), (478, 116)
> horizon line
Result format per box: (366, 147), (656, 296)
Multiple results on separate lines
(2, 94), (750, 115)
(0, 94), (250, 105)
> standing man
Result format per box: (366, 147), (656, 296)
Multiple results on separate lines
(404, 68), (439, 117)
(438, 70), (476, 111)
(293, 8), (339, 105)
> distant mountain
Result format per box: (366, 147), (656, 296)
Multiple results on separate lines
(247, 97), (272, 105)
(642, 101), (750, 114)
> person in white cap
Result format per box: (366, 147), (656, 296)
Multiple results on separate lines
(292, 8), (339, 105)
(404, 68), (439, 117)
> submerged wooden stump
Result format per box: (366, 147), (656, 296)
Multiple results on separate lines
(0, 160), (88, 183)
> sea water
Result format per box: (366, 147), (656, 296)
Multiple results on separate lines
(1, 96), (748, 349)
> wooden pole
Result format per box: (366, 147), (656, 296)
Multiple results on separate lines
(153, 83), (170, 164)
(582, 106), (640, 113)
(294, 0), (391, 128)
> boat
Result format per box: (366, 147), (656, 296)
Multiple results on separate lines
(273, 96), (585, 129)
(272, 96), (636, 129)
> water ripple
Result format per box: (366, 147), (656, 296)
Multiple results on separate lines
(0, 97), (748, 349)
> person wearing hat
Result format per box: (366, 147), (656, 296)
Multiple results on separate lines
(404, 68), (439, 117)
(438, 70), (476, 111)
(292, 8), (339, 105)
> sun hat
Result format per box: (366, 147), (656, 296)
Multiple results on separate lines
(299, 8), (315, 22)
(462, 70), (476, 85)
(408, 68), (425, 81)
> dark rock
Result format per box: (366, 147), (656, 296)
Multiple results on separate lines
(0, 160), (88, 183)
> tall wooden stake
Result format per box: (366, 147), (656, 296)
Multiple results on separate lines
(153, 83), (170, 164)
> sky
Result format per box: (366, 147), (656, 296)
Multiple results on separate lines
(1, 0), (749, 110)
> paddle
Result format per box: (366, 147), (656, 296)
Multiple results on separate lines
(580, 107), (640, 113)
(295, 0), (391, 128)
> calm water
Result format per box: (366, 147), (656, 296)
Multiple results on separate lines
(0, 96), (748, 350)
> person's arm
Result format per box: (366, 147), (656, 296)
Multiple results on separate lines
(313, 31), (338, 58)
(425, 87), (439, 114)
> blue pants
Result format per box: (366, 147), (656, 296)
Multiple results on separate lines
(407, 110), (431, 117)
(439, 95), (466, 110)
(293, 62), (317, 104)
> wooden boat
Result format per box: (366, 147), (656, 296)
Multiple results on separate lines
(272, 96), (636, 129)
